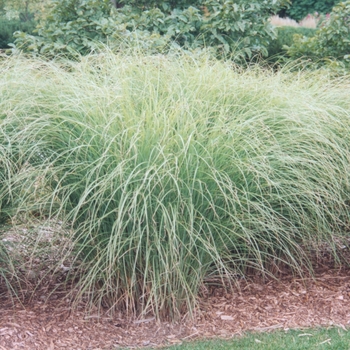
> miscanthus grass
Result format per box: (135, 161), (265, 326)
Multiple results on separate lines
(0, 51), (350, 318)
(0, 120), (23, 296)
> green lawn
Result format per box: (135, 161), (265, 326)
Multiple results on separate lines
(165, 328), (350, 350)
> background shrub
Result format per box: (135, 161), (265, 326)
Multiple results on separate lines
(286, 0), (350, 69)
(13, 0), (290, 59)
(279, 0), (340, 21)
(0, 0), (49, 22)
(0, 19), (36, 48)
(268, 26), (316, 57)
(13, 0), (116, 57)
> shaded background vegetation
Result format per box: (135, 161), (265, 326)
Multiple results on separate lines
(279, 0), (340, 21)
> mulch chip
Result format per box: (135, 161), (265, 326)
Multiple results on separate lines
(1, 268), (350, 349)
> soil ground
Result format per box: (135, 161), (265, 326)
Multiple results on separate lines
(1, 266), (350, 349)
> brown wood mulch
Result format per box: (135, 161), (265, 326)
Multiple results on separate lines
(1, 267), (350, 349)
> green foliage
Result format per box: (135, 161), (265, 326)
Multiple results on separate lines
(117, 0), (195, 10)
(13, 0), (291, 59)
(282, 0), (340, 21)
(0, 0), (49, 22)
(267, 26), (316, 57)
(198, 0), (290, 58)
(2, 52), (350, 318)
(287, 0), (350, 69)
(0, 19), (36, 48)
(114, 5), (203, 51)
(13, 0), (116, 57)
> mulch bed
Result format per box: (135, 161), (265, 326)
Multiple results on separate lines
(1, 266), (350, 349)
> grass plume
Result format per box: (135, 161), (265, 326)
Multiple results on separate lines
(1, 50), (350, 318)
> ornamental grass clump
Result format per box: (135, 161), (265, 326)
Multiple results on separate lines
(0, 125), (22, 295)
(0, 146), (11, 225)
(0, 157), (11, 290)
(1, 51), (350, 318)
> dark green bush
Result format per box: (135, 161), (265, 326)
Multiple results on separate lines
(280, 0), (340, 21)
(0, 19), (36, 48)
(268, 26), (316, 58)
